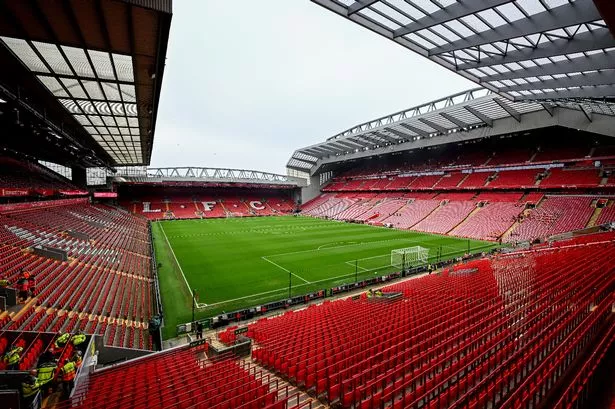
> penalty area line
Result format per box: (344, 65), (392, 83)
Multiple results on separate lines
(261, 256), (311, 284)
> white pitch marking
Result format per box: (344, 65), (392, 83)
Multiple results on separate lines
(261, 256), (310, 284)
(159, 223), (194, 299)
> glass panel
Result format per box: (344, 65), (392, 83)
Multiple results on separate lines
(37, 76), (69, 97)
(101, 82), (121, 101)
(60, 78), (87, 99)
(119, 84), (136, 102)
(77, 100), (98, 115)
(82, 80), (105, 100)
(87, 50), (115, 80)
(102, 116), (117, 127)
(1, 37), (50, 73)
(86, 115), (104, 126)
(115, 117), (128, 127)
(112, 53), (134, 82)
(124, 103), (138, 117)
(61, 46), (95, 78)
(33, 41), (73, 76)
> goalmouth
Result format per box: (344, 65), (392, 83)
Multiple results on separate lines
(391, 246), (429, 269)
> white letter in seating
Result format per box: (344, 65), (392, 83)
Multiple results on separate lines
(250, 201), (265, 210)
(202, 201), (216, 211)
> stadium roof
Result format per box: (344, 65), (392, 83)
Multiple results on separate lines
(114, 167), (306, 187)
(0, 0), (171, 167)
(311, 0), (615, 102)
(287, 87), (615, 172)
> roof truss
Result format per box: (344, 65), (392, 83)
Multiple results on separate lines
(311, 0), (615, 102)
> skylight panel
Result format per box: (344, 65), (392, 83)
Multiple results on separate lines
(101, 82), (122, 101)
(87, 50), (116, 80)
(495, 3), (526, 23)
(37, 76), (69, 97)
(61, 46), (95, 78)
(112, 54), (134, 82)
(460, 15), (490, 33)
(516, 0), (548, 15)
(360, 9), (401, 30)
(372, 2), (412, 25)
(119, 84), (137, 102)
(1, 37), (50, 73)
(82, 80), (105, 100)
(33, 41), (73, 76)
(476, 9), (507, 29)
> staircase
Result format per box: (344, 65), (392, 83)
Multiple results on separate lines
(448, 204), (483, 235)
(456, 173), (470, 187)
(248, 356), (326, 408)
(586, 201), (605, 228)
(501, 207), (531, 241)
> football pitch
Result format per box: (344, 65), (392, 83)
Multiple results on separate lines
(152, 216), (497, 338)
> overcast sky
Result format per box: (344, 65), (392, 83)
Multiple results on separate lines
(150, 0), (475, 175)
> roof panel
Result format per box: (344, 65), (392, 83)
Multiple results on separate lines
(311, 0), (615, 101)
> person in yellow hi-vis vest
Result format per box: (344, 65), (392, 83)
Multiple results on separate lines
(3, 346), (23, 370)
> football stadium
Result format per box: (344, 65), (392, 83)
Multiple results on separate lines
(0, 1), (614, 409)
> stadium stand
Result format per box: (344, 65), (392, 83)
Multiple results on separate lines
(380, 199), (440, 229)
(0, 202), (155, 350)
(506, 196), (596, 243)
(0, 156), (80, 195)
(62, 345), (312, 409)
(453, 202), (522, 241)
(412, 201), (476, 234)
(249, 240), (615, 408)
(540, 168), (602, 188)
(121, 189), (296, 220)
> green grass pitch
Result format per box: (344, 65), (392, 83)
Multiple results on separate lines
(152, 216), (497, 339)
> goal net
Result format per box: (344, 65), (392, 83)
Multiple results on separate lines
(391, 246), (429, 269)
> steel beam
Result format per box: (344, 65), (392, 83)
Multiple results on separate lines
(371, 131), (398, 143)
(497, 70), (615, 93)
(394, 0), (512, 38)
(348, 136), (376, 148)
(399, 123), (429, 137)
(430, 0), (600, 56)
(301, 149), (324, 157)
(329, 141), (354, 152)
(494, 98), (521, 122)
(464, 106), (493, 127)
(482, 52), (615, 82)
(457, 30), (615, 70)
(347, 0), (380, 16)
(439, 112), (470, 128)
(335, 139), (364, 149)
(418, 118), (449, 133)
(384, 127), (412, 140)
(516, 84), (615, 100)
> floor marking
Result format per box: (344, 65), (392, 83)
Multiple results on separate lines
(261, 256), (311, 284)
(159, 224), (194, 299)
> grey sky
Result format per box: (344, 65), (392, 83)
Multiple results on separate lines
(150, 0), (475, 175)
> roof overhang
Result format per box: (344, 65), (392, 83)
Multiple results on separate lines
(288, 88), (615, 175)
(114, 167), (306, 187)
(311, 0), (615, 102)
(0, 0), (172, 166)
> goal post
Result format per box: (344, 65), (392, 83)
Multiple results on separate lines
(391, 246), (429, 269)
